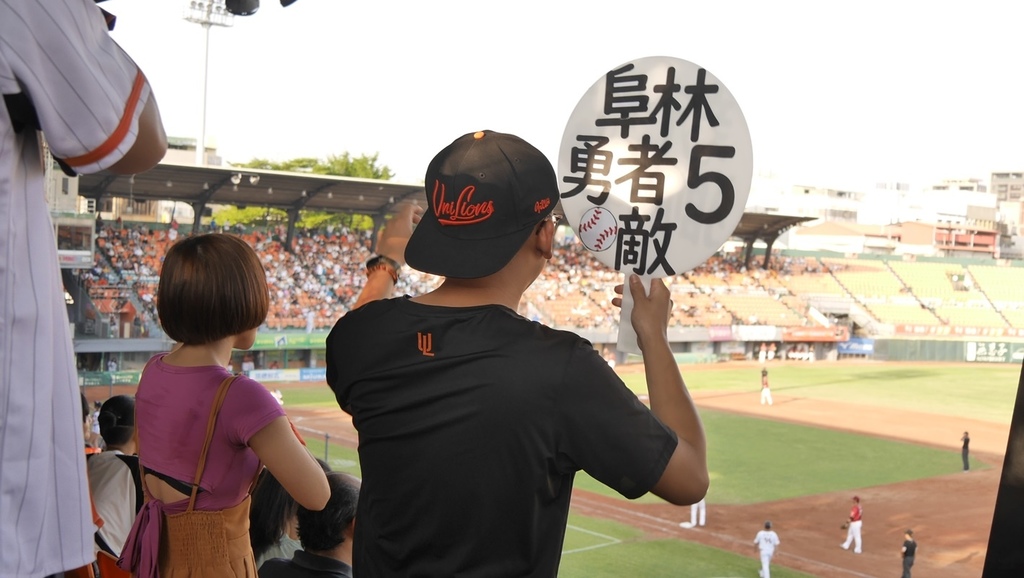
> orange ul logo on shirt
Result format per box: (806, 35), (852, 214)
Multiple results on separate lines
(417, 332), (435, 357)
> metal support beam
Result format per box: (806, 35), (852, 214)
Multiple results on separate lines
(743, 236), (755, 270)
(763, 235), (777, 269)
(189, 176), (232, 233)
(284, 209), (299, 252)
(289, 183), (334, 212)
(191, 202), (207, 233)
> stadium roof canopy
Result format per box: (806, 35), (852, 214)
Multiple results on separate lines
(731, 212), (817, 268)
(77, 163), (425, 217)
(732, 212), (816, 243)
(78, 162), (813, 265)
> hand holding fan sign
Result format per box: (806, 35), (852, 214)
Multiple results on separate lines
(557, 56), (753, 353)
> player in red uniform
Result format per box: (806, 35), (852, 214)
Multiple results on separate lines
(840, 495), (863, 553)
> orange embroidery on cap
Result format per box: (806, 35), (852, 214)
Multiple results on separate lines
(534, 198), (551, 213)
(431, 180), (495, 226)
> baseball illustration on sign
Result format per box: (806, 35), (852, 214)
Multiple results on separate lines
(578, 207), (618, 252)
(557, 56), (753, 277)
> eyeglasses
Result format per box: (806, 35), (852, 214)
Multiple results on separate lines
(536, 212), (564, 234)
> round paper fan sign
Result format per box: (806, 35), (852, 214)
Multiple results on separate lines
(557, 55), (753, 277)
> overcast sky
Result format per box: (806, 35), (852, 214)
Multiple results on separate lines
(106, 0), (1024, 190)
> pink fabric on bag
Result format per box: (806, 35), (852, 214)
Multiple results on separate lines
(118, 499), (165, 576)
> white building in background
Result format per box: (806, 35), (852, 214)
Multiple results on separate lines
(991, 171), (1024, 258)
(747, 172), (863, 223)
(856, 179), (996, 227)
(742, 174), (1008, 258)
(748, 175), (997, 228)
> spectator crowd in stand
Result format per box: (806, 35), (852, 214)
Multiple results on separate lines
(76, 221), (823, 335)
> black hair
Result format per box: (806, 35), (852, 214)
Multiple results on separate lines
(297, 472), (359, 552)
(98, 395), (135, 448)
(250, 459), (332, 560)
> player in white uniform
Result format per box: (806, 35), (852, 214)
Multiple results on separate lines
(753, 520), (780, 578)
(679, 497), (706, 528)
(0, 2), (166, 575)
(760, 368), (773, 406)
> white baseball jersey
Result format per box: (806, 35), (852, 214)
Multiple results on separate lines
(0, 1), (152, 575)
(754, 529), (780, 554)
(86, 452), (136, 557)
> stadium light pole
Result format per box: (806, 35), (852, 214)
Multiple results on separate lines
(184, 1), (233, 166)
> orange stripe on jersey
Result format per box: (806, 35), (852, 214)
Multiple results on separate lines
(62, 69), (145, 168)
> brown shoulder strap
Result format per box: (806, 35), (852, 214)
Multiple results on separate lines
(186, 374), (240, 511)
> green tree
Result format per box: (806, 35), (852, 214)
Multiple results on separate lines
(236, 152), (393, 180)
(222, 152), (393, 231)
(212, 206), (287, 228)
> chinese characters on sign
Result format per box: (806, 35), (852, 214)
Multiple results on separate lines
(965, 341), (1018, 363)
(558, 57), (752, 278)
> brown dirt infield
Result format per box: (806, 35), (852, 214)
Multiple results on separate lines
(90, 362), (1006, 577)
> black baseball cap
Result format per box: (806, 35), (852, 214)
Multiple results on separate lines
(405, 130), (559, 279)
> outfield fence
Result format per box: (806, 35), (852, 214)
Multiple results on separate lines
(294, 424), (333, 463)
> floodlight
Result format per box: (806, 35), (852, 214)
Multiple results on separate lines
(225, 0), (258, 15)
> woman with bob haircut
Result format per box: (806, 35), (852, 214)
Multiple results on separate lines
(119, 234), (329, 578)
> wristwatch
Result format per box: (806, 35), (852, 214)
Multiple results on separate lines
(366, 254), (401, 284)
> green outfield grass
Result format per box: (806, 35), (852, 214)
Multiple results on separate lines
(283, 384), (337, 407)
(574, 408), (975, 504)
(302, 436), (361, 477)
(281, 363), (985, 576)
(560, 513), (814, 577)
(285, 363), (1019, 424)
(621, 363), (1020, 424)
(291, 383), (978, 506)
(297, 432), (817, 575)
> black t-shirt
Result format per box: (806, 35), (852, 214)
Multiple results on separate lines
(327, 297), (678, 577)
(903, 539), (917, 557)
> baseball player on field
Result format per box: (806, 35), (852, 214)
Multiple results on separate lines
(760, 368), (773, 406)
(840, 495), (863, 553)
(679, 497), (706, 529)
(753, 520), (780, 578)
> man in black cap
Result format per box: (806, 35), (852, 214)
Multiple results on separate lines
(327, 130), (707, 577)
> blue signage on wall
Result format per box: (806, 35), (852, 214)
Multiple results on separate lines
(838, 337), (874, 355)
